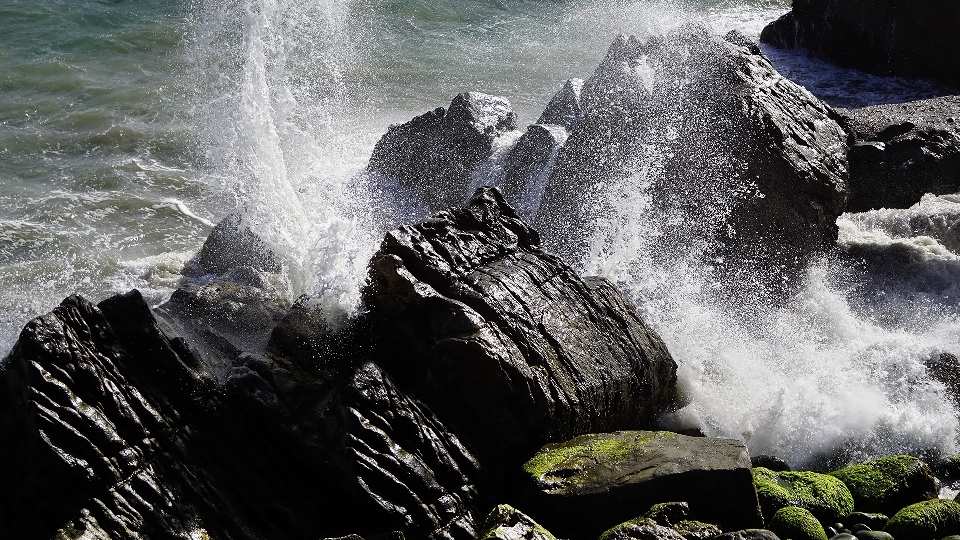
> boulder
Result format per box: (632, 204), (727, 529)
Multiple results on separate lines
(0, 291), (485, 540)
(712, 530), (782, 540)
(759, 0), (960, 89)
(476, 505), (557, 540)
(838, 97), (960, 212)
(367, 188), (680, 469)
(884, 500), (960, 540)
(534, 28), (848, 276)
(367, 92), (519, 213)
(192, 212), (283, 276)
(519, 430), (762, 537)
(768, 507), (828, 540)
(537, 78), (585, 130)
(600, 518), (688, 540)
(752, 455), (792, 472)
(753, 467), (855, 524)
(829, 455), (939, 516)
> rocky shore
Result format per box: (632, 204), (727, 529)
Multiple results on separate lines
(3, 12), (960, 540)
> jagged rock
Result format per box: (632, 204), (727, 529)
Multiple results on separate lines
(759, 0), (960, 89)
(193, 212), (283, 276)
(534, 28), (848, 276)
(829, 455), (939, 517)
(519, 430), (761, 538)
(838, 97), (960, 212)
(644, 502), (691, 527)
(713, 530), (782, 540)
(367, 187), (680, 473)
(476, 505), (557, 540)
(599, 518), (687, 540)
(672, 520), (722, 540)
(367, 92), (518, 213)
(0, 291), (484, 540)
(500, 123), (568, 220)
(537, 78), (584, 129)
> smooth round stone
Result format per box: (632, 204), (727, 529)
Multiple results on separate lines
(831, 534), (857, 540)
(855, 531), (893, 540)
(851, 524), (872, 533)
(833, 524), (846, 532)
(826, 527), (839, 537)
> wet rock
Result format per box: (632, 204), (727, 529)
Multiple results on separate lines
(769, 507), (828, 540)
(926, 353), (960, 408)
(847, 513), (890, 532)
(534, 28), (848, 277)
(519, 430), (761, 538)
(672, 520), (722, 540)
(759, 0), (960, 89)
(476, 505), (557, 540)
(193, 212), (283, 276)
(754, 467), (855, 523)
(713, 530), (782, 540)
(753, 455), (792, 472)
(645, 502), (691, 527)
(884, 499), (960, 540)
(856, 531), (893, 540)
(537, 78), (585, 130)
(838, 97), (960, 212)
(600, 518), (688, 540)
(500, 123), (568, 220)
(932, 455), (960, 483)
(368, 187), (680, 471)
(829, 455), (939, 517)
(368, 92), (519, 213)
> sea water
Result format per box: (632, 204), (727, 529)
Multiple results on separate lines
(1, 0), (957, 468)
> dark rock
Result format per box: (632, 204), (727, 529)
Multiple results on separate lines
(367, 187), (680, 470)
(500, 123), (568, 220)
(884, 499), (960, 540)
(537, 78), (585, 130)
(0, 290), (484, 540)
(759, 0), (960, 89)
(193, 212), (283, 276)
(826, 528), (841, 538)
(856, 531), (893, 540)
(754, 467), (855, 524)
(831, 534), (856, 540)
(753, 455), (792, 472)
(926, 353), (960, 408)
(600, 518), (687, 540)
(768, 507), (828, 540)
(712, 530), (782, 540)
(534, 28), (848, 277)
(932, 455), (960, 483)
(847, 514), (890, 532)
(367, 92), (518, 213)
(838, 96), (960, 212)
(828, 455), (939, 517)
(519, 430), (761, 538)
(476, 505), (558, 540)
(672, 520), (722, 540)
(645, 502), (691, 527)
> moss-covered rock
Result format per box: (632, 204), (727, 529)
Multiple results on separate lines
(672, 520), (723, 540)
(599, 517), (687, 540)
(644, 502), (690, 527)
(754, 467), (854, 523)
(884, 500), (960, 540)
(829, 455), (938, 515)
(477, 505), (557, 540)
(768, 507), (828, 540)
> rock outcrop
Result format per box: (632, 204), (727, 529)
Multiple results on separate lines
(760, 0), (960, 89)
(533, 28), (849, 274)
(838, 96), (960, 212)
(519, 430), (762, 538)
(367, 188), (680, 471)
(367, 92), (519, 213)
(829, 455), (938, 517)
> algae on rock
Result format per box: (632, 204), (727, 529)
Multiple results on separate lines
(829, 455), (938, 516)
(753, 467), (854, 523)
(884, 499), (960, 540)
(767, 507), (828, 540)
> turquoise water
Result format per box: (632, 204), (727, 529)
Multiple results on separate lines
(3, 0), (959, 466)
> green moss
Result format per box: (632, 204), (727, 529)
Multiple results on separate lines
(830, 455), (936, 515)
(479, 504), (557, 540)
(768, 507), (828, 540)
(523, 431), (672, 479)
(884, 500), (960, 540)
(600, 517), (658, 540)
(754, 467), (854, 523)
(672, 519), (722, 540)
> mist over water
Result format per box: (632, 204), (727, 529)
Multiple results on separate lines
(2, 0), (958, 467)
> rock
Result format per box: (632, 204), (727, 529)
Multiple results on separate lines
(769, 507), (829, 540)
(0, 290), (485, 540)
(534, 27), (848, 279)
(367, 187), (680, 470)
(856, 531), (893, 540)
(847, 513), (890, 532)
(367, 92), (519, 213)
(600, 518), (688, 540)
(754, 467), (855, 524)
(838, 97), (960, 212)
(926, 353), (960, 408)
(753, 455), (792, 472)
(193, 212), (283, 276)
(500, 123), (569, 220)
(832, 534), (857, 540)
(829, 455), (939, 517)
(884, 500), (960, 540)
(932, 455), (960, 483)
(537, 78), (585, 130)
(645, 502), (691, 527)
(672, 520), (722, 540)
(520, 430), (761, 537)
(476, 505), (557, 540)
(712, 530), (782, 540)
(759, 0), (960, 89)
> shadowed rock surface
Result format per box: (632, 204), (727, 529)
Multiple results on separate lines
(760, 0), (960, 89)
(368, 188), (680, 473)
(367, 92), (519, 213)
(533, 28), (848, 275)
(519, 430), (762, 538)
(838, 97), (960, 212)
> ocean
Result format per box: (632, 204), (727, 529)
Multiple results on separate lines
(1, 0), (958, 468)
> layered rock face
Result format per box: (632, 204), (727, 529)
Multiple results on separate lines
(532, 28), (849, 272)
(760, 0), (960, 89)
(838, 96), (960, 212)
